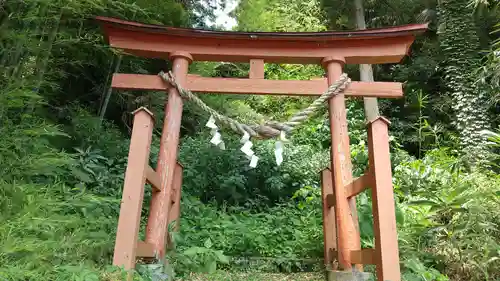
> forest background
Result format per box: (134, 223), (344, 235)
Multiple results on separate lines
(0, 0), (499, 280)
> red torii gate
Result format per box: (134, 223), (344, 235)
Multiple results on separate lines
(96, 16), (427, 281)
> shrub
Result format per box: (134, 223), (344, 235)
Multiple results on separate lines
(177, 133), (329, 207)
(394, 149), (500, 281)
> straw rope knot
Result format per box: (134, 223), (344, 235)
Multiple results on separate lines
(158, 70), (351, 139)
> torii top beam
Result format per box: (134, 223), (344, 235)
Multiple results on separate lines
(95, 16), (427, 65)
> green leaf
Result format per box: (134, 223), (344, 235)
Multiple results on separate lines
(204, 238), (213, 249)
(396, 206), (405, 224)
(408, 200), (437, 206)
(183, 246), (203, 256)
(69, 166), (93, 183)
(205, 259), (217, 274)
(214, 250), (230, 264)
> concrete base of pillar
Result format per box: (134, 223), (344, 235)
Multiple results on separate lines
(326, 269), (372, 281)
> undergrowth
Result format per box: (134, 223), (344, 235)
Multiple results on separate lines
(1, 103), (499, 280)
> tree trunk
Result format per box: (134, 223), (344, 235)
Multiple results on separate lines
(438, 0), (490, 163)
(354, 0), (379, 122)
(99, 55), (122, 122)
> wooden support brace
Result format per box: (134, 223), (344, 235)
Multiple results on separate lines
(320, 169), (337, 267)
(325, 172), (372, 208)
(367, 116), (401, 281)
(326, 194), (335, 209)
(331, 248), (377, 266)
(136, 241), (156, 258)
(113, 107), (154, 270)
(351, 249), (377, 265)
(147, 164), (183, 193)
(346, 173), (371, 198)
(146, 166), (161, 192)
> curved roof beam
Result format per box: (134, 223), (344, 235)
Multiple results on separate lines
(96, 16), (428, 64)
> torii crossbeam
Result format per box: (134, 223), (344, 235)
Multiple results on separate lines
(96, 16), (427, 281)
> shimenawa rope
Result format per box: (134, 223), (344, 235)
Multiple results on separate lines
(158, 71), (351, 139)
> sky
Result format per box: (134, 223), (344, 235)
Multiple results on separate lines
(208, 0), (238, 30)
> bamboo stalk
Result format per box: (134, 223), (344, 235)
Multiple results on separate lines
(99, 55), (122, 122)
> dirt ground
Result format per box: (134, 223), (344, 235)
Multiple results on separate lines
(180, 272), (325, 281)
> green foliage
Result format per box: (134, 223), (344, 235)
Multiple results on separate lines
(170, 146), (500, 281)
(320, 0), (427, 30)
(168, 195), (324, 275)
(0, 181), (119, 280)
(476, 15), (500, 104)
(402, 258), (449, 281)
(0, 84), (119, 280)
(173, 238), (230, 274)
(1, 0), (500, 280)
(0, 1), (192, 279)
(394, 149), (500, 281)
(234, 0), (327, 32)
(64, 106), (130, 158)
(178, 133), (329, 206)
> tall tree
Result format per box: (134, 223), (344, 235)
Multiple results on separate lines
(354, 0), (379, 122)
(472, 0), (500, 102)
(438, 0), (491, 162)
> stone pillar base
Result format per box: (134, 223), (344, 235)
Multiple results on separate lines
(326, 270), (372, 281)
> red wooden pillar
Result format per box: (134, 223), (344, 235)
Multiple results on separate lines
(322, 56), (362, 271)
(113, 107), (154, 270)
(320, 168), (337, 268)
(146, 52), (192, 258)
(367, 117), (401, 281)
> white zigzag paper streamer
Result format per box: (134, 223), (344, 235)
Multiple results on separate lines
(249, 154), (259, 168)
(206, 115), (225, 150)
